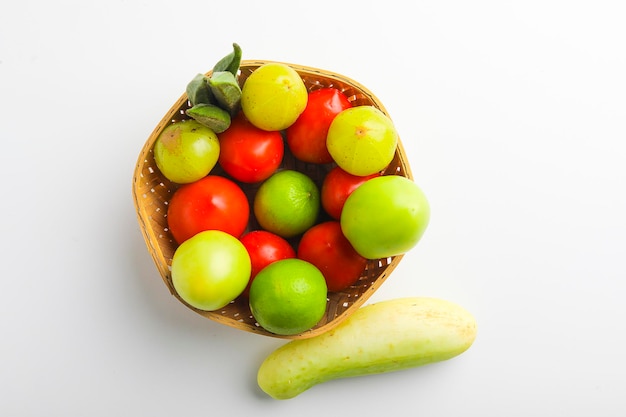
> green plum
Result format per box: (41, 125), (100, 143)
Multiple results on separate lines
(153, 120), (220, 184)
(326, 106), (398, 176)
(340, 175), (430, 259)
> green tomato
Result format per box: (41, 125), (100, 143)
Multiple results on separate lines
(340, 175), (430, 259)
(171, 230), (251, 311)
(153, 120), (220, 184)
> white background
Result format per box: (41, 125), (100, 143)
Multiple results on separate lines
(2, 0), (625, 415)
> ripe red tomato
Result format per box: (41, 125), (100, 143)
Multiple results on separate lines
(286, 88), (352, 164)
(239, 230), (296, 297)
(167, 175), (249, 244)
(217, 113), (284, 183)
(321, 166), (381, 220)
(297, 221), (367, 292)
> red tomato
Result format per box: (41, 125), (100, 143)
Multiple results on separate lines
(239, 230), (296, 297)
(217, 113), (284, 183)
(286, 88), (352, 164)
(167, 175), (249, 244)
(297, 221), (367, 292)
(321, 166), (381, 220)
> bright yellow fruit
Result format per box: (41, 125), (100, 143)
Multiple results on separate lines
(241, 63), (308, 131)
(326, 106), (398, 176)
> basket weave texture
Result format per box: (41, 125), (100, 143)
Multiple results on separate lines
(132, 60), (413, 339)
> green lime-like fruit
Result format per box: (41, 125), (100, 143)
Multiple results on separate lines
(249, 259), (328, 335)
(153, 120), (220, 184)
(326, 106), (398, 176)
(253, 170), (320, 238)
(171, 230), (251, 311)
(340, 175), (430, 259)
(241, 63), (308, 131)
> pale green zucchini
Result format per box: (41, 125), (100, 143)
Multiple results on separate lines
(257, 297), (477, 399)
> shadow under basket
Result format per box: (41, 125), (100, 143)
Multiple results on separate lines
(132, 60), (413, 339)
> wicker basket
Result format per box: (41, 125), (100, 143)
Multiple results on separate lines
(132, 60), (413, 339)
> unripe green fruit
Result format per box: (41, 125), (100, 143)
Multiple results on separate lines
(153, 120), (220, 184)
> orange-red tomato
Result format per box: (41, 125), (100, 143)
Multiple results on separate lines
(286, 88), (351, 164)
(321, 166), (381, 220)
(218, 113), (284, 183)
(240, 230), (296, 297)
(167, 175), (249, 244)
(297, 221), (366, 292)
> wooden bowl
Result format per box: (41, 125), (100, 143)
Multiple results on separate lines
(132, 60), (412, 339)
